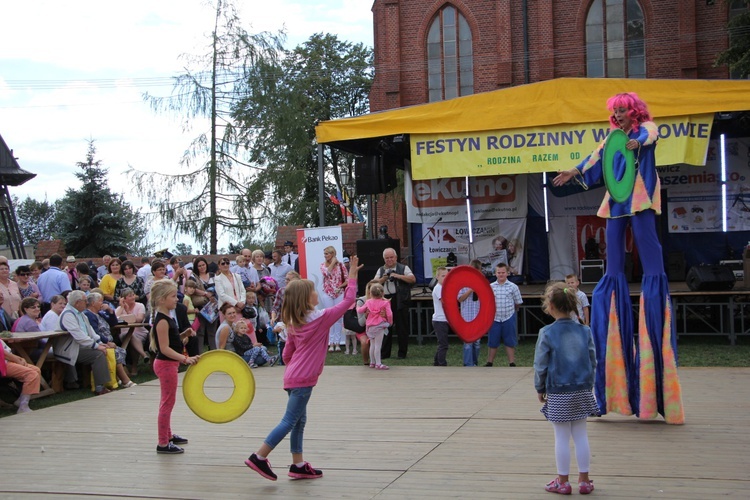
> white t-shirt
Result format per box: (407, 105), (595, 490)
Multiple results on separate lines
(40, 310), (61, 331)
(573, 289), (590, 322)
(432, 283), (447, 322)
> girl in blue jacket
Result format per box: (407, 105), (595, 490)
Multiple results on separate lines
(534, 282), (598, 495)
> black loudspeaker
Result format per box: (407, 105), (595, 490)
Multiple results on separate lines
(380, 155), (398, 193)
(355, 156), (398, 195)
(580, 259), (604, 284)
(685, 265), (736, 291)
(667, 252), (686, 281)
(356, 239), (400, 295)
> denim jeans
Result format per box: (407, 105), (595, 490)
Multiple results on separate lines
(241, 347), (269, 366)
(463, 340), (481, 366)
(263, 386), (313, 454)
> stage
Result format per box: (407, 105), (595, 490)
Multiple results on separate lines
(1, 366), (748, 498)
(409, 281), (750, 345)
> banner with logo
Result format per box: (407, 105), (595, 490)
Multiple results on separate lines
(296, 226), (344, 304)
(666, 138), (750, 233)
(405, 170), (528, 223)
(420, 219), (526, 279)
(410, 114), (714, 180)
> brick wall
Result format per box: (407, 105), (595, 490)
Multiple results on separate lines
(369, 0), (736, 247)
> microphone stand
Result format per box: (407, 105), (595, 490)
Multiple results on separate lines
(410, 217), (442, 296)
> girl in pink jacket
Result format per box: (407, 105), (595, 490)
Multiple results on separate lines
(356, 283), (393, 370)
(245, 256), (361, 482)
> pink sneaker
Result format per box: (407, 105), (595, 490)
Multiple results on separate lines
(545, 477), (572, 495)
(579, 480), (594, 494)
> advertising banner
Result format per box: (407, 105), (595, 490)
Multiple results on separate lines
(420, 219), (526, 279)
(405, 170), (527, 223)
(410, 114), (714, 180)
(666, 138), (750, 233)
(296, 226), (344, 305)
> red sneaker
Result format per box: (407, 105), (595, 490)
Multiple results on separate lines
(579, 480), (595, 494)
(545, 477), (572, 495)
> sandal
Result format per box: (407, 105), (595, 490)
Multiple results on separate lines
(545, 477), (572, 495)
(579, 480), (594, 495)
(376, 364), (389, 370)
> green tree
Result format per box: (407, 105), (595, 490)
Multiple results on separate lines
(56, 140), (149, 257)
(14, 195), (58, 246)
(232, 33), (373, 231)
(174, 243), (193, 256)
(715, 0), (750, 78)
(128, 0), (283, 253)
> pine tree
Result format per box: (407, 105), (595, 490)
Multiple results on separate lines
(56, 140), (148, 257)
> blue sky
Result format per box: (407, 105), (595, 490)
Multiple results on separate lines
(0, 0), (373, 251)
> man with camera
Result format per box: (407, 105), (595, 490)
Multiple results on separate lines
(374, 248), (415, 359)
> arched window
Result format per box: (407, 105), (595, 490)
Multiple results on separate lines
(427, 5), (473, 102)
(586, 0), (645, 78)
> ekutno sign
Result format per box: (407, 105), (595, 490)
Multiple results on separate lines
(412, 176), (517, 207)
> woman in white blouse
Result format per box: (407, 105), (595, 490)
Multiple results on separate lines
(214, 257), (246, 309)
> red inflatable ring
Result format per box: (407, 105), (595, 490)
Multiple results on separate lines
(441, 265), (496, 342)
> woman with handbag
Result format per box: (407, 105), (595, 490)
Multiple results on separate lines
(190, 257), (219, 351)
(320, 246), (348, 352)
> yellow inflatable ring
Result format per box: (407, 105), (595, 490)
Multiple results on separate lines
(182, 350), (255, 424)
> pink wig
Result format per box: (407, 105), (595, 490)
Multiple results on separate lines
(606, 92), (652, 132)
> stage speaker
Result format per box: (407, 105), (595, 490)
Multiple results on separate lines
(685, 265), (736, 291)
(355, 156), (398, 195)
(580, 259), (604, 284)
(667, 252), (686, 282)
(356, 239), (400, 295)
(379, 156), (398, 193)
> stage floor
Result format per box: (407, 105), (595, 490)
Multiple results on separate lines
(1, 366), (749, 499)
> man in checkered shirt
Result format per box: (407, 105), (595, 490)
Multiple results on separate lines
(485, 263), (523, 367)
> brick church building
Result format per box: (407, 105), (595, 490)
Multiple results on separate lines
(368, 0), (745, 255)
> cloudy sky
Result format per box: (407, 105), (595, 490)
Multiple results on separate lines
(0, 0), (374, 251)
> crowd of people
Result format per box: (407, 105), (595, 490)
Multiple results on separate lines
(0, 246), (304, 414)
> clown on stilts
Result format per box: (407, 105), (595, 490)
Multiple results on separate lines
(553, 92), (685, 425)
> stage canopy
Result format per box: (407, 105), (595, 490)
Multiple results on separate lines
(315, 77), (750, 179)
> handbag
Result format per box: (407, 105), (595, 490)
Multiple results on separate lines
(90, 348), (119, 391)
(343, 300), (366, 334)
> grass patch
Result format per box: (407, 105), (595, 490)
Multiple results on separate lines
(3, 334), (747, 418)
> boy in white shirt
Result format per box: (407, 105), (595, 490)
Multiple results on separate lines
(565, 274), (590, 325)
(432, 267), (450, 366)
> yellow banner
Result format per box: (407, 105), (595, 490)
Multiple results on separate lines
(410, 114), (714, 180)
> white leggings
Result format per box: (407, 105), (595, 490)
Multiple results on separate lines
(551, 419), (590, 476)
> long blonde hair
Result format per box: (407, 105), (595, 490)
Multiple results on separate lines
(365, 279), (379, 299)
(323, 245), (338, 270)
(281, 279), (316, 332)
(148, 279), (178, 353)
